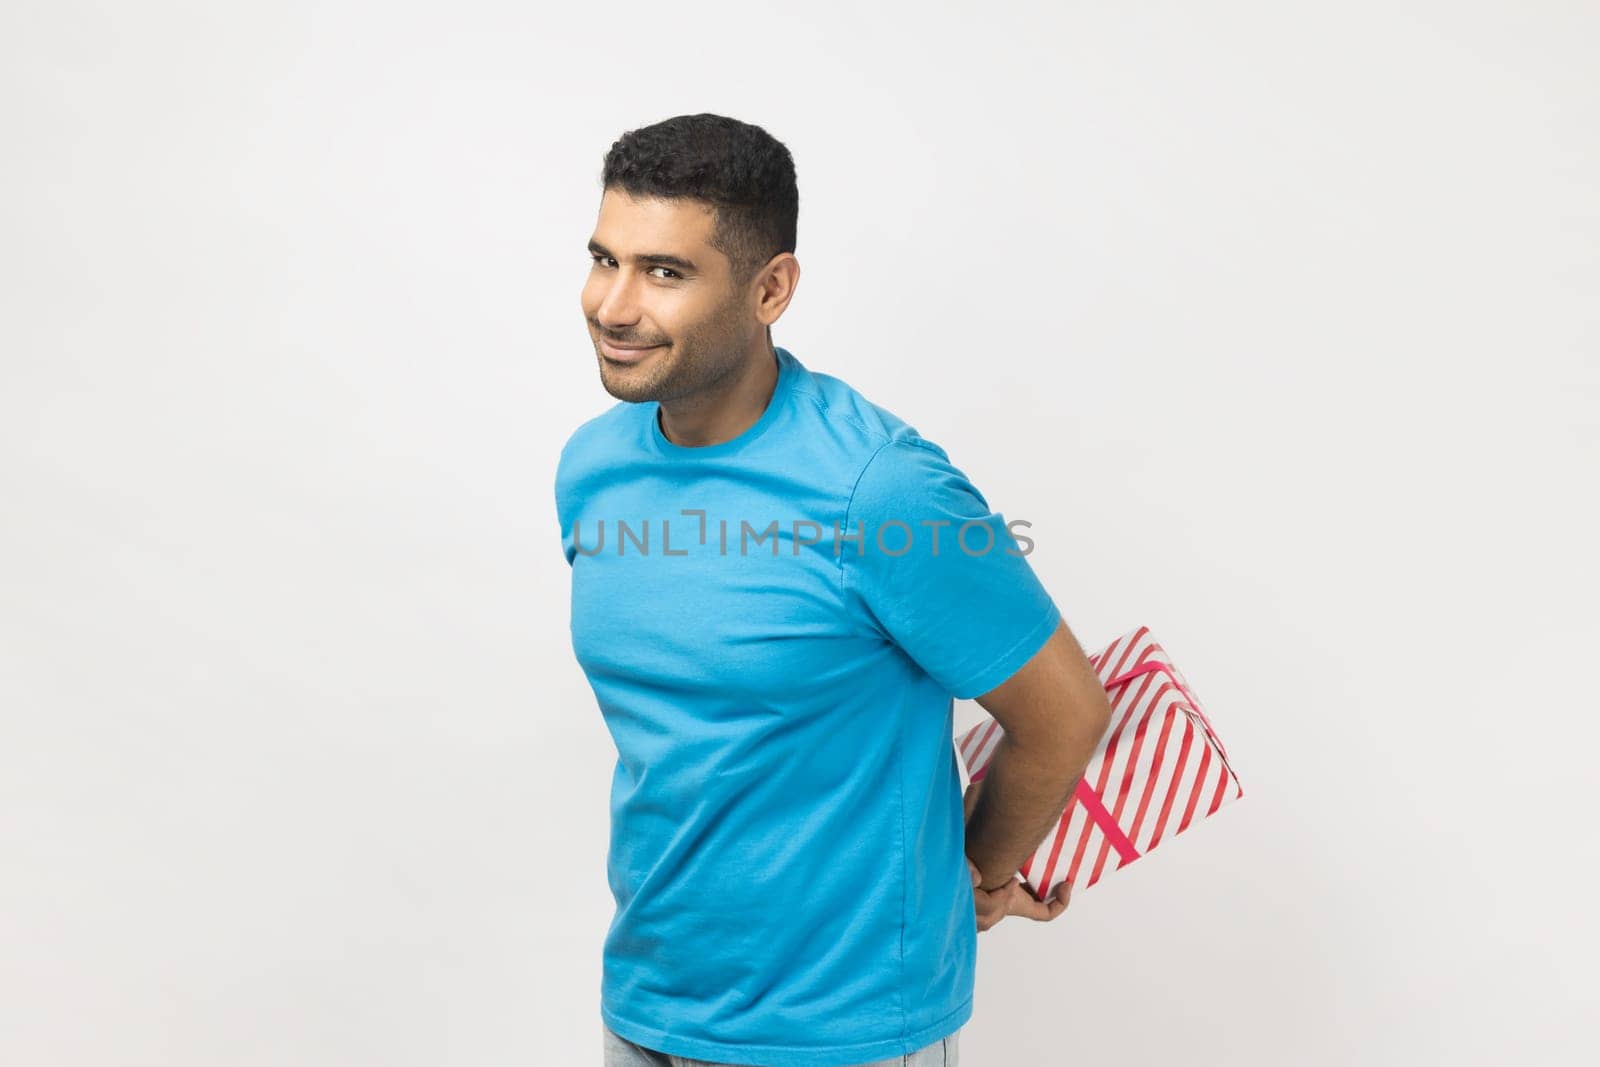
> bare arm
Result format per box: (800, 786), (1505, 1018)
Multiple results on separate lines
(963, 618), (1112, 892)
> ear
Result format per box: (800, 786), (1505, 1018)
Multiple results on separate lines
(752, 252), (800, 328)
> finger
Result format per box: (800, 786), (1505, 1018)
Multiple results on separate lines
(1009, 900), (1051, 921)
(1036, 882), (1072, 921)
(1004, 883), (1054, 921)
(1011, 880), (1073, 921)
(976, 876), (1016, 897)
(974, 884), (1012, 931)
(1022, 879), (1068, 905)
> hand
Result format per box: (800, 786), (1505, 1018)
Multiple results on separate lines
(966, 858), (1074, 928)
(1004, 871), (1074, 922)
(963, 776), (1075, 928)
(968, 858), (1016, 932)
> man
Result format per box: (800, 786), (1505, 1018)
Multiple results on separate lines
(556, 113), (1114, 1067)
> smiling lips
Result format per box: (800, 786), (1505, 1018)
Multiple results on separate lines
(600, 337), (664, 363)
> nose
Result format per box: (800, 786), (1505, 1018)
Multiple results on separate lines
(593, 269), (642, 332)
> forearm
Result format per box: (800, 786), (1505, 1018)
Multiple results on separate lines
(963, 731), (1095, 892)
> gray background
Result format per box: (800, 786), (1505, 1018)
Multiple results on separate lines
(3, 1), (1595, 1063)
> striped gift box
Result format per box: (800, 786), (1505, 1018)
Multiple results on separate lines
(955, 625), (1243, 899)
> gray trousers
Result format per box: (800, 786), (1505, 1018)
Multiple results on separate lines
(602, 1021), (960, 1067)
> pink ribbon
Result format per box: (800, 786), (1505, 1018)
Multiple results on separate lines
(1105, 657), (1232, 763)
(969, 766), (1142, 865)
(1072, 776), (1141, 865)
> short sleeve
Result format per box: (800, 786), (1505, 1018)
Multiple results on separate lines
(555, 440), (577, 568)
(839, 437), (1061, 699)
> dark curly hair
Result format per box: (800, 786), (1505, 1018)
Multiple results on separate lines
(600, 113), (798, 286)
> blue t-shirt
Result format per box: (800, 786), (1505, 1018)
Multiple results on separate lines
(555, 346), (1060, 1067)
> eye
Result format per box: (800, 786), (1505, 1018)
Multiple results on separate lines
(589, 253), (615, 268)
(649, 266), (681, 280)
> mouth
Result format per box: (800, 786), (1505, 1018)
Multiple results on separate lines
(599, 337), (665, 364)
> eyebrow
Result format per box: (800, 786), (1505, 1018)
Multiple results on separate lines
(587, 238), (699, 274)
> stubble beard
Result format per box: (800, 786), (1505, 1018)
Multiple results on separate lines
(594, 298), (750, 406)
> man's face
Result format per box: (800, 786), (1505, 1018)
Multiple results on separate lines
(581, 188), (755, 404)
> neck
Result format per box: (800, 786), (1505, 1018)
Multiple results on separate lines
(657, 339), (780, 448)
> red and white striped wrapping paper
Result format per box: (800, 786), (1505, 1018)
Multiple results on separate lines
(955, 625), (1243, 900)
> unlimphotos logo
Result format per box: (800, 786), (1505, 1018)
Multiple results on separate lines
(568, 509), (1036, 558)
